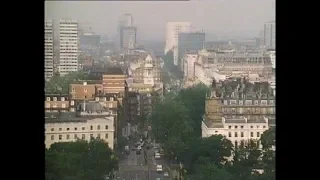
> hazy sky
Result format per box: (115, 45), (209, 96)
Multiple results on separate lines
(45, 0), (275, 41)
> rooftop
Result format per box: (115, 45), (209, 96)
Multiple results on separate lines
(104, 67), (124, 75)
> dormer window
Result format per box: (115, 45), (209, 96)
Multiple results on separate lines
(53, 97), (57, 101)
(46, 97), (50, 101)
(61, 97), (65, 101)
(254, 100), (259, 105)
(95, 97), (99, 101)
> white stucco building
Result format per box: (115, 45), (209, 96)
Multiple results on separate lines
(183, 53), (198, 80)
(58, 19), (79, 76)
(45, 116), (114, 149)
(164, 22), (191, 65)
(45, 20), (54, 80)
(194, 63), (226, 86)
(202, 117), (271, 147)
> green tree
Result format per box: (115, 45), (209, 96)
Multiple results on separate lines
(260, 127), (275, 150)
(45, 71), (89, 94)
(175, 84), (210, 136)
(150, 98), (194, 159)
(190, 163), (233, 180)
(45, 138), (118, 180)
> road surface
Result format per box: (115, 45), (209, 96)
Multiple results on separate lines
(118, 143), (172, 180)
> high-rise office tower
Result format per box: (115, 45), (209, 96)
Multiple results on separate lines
(45, 20), (54, 80)
(264, 21), (275, 49)
(120, 26), (137, 50)
(178, 32), (205, 71)
(165, 22), (191, 66)
(119, 13), (133, 27)
(58, 19), (79, 76)
(118, 13), (136, 50)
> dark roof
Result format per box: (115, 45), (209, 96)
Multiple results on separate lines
(105, 67), (124, 75)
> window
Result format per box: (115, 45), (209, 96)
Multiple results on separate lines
(250, 126), (253, 128)
(105, 133), (108, 139)
(235, 132), (238, 137)
(97, 125), (100, 130)
(90, 134), (93, 139)
(97, 134), (101, 139)
(228, 126), (232, 129)
(95, 97), (99, 101)
(67, 128), (69, 131)
(72, 88), (75, 92)
(46, 97), (50, 101)
(228, 132), (232, 137)
(70, 108), (75, 112)
(53, 103), (57, 108)
(45, 103), (50, 108)
(105, 125), (109, 130)
(71, 100), (74, 106)
(82, 127), (85, 130)
(59, 128), (62, 131)
(74, 127), (77, 130)
(235, 126), (238, 129)
(256, 125), (260, 128)
(263, 126), (266, 128)
(84, 88), (87, 92)
(51, 135), (54, 140)
(241, 132), (244, 137)
(90, 126), (93, 130)
(61, 97), (65, 101)
(110, 97), (114, 101)
(66, 135), (70, 140)
(59, 135), (62, 140)
(74, 134), (78, 139)
(234, 141), (238, 148)
(250, 132), (254, 137)
(51, 128), (54, 131)
(53, 97), (57, 101)
(82, 134), (85, 140)
(257, 132), (260, 137)
(109, 103), (113, 108)
(62, 103), (66, 108)
(240, 126), (244, 129)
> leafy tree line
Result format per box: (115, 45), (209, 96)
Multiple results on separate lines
(45, 138), (118, 180)
(150, 84), (275, 180)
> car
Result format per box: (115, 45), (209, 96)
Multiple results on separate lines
(164, 172), (169, 177)
(156, 165), (163, 172)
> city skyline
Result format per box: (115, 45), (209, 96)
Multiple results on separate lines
(45, 0), (275, 41)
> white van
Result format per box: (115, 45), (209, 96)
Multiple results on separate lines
(155, 152), (161, 159)
(156, 165), (163, 172)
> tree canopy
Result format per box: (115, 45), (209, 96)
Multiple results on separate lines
(45, 71), (90, 94)
(45, 138), (118, 180)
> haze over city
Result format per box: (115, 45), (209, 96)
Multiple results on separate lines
(45, 0), (275, 41)
(45, 1), (276, 180)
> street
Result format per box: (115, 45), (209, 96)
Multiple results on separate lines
(117, 141), (172, 180)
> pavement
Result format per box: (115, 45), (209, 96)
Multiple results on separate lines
(117, 140), (172, 180)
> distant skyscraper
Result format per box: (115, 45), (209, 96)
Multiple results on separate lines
(119, 13), (133, 27)
(264, 21), (275, 49)
(178, 32), (205, 71)
(58, 19), (79, 76)
(120, 26), (137, 50)
(165, 22), (191, 66)
(45, 20), (54, 80)
(118, 13), (136, 51)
